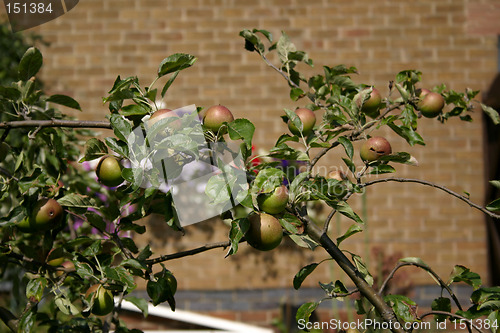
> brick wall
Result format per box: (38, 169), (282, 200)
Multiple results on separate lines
(1, 0), (498, 329)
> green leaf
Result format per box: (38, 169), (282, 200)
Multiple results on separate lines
(239, 29), (265, 53)
(46, 94), (81, 111)
(158, 53), (197, 77)
(288, 234), (319, 250)
(119, 220), (146, 234)
(58, 194), (97, 208)
(86, 211), (106, 232)
(329, 201), (363, 224)
(19, 47), (43, 80)
(105, 266), (136, 291)
(227, 118), (255, 150)
(338, 136), (354, 160)
(0, 86), (21, 101)
(399, 257), (429, 267)
(351, 253), (373, 286)
(448, 265), (482, 290)
(481, 103), (500, 125)
(279, 213), (301, 234)
(105, 137), (129, 158)
(388, 123), (425, 146)
(290, 87), (304, 101)
(26, 277), (47, 302)
(336, 224), (363, 245)
(226, 218), (249, 257)
(293, 263), (318, 290)
(488, 310), (500, 333)
(490, 180), (500, 190)
(252, 168), (286, 195)
(137, 245), (153, 262)
(108, 114), (132, 142)
(319, 280), (349, 298)
(120, 104), (150, 117)
(384, 294), (417, 323)
(487, 198), (500, 212)
(125, 296), (149, 318)
(268, 144), (309, 161)
(18, 307), (35, 333)
(74, 262), (95, 280)
(431, 297), (451, 322)
(161, 70), (180, 97)
(369, 164), (396, 175)
(277, 31), (296, 64)
(79, 138), (108, 162)
(252, 28), (273, 42)
(295, 302), (319, 326)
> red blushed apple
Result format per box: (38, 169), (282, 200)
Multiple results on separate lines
(288, 108), (316, 136)
(360, 136), (392, 162)
(202, 105), (234, 133)
(356, 87), (382, 118)
(418, 91), (445, 118)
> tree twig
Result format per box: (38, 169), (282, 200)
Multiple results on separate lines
(0, 119), (112, 129)
(379, 262), (464, 311)
(360, 177), (500, 219)
(145, 241), (231, 265)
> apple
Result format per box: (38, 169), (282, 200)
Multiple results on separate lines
(202, 105), (234, 133)
(149, 108), (182, 130)
(96, 155), (123, 187)
(257, 185), (289, 215)
(17, 198), (64, 232)
(85, 284), (114, 316)
(288, 108), (316, 136)
(245, 213), (283, 251)
(360, 136), (392, 162)
(0, 142), (10, 162)
(356, 87), (382, 117)
(418, 91), (445, 118)
(46, 248), (66, 267)
(55, 261), (76, 279)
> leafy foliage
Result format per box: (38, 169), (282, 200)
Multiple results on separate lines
(0, 27), (499, 333)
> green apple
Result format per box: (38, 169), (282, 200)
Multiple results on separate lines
(245, 213), (283, 251)
(46, 248), (66, 267)
(202, 105), (234, 132)
(85, 284), (114, 316)
(288, 108), (316, 136)
(257, 185), (289, 214)
(96, 156), (123, 187)
(17, 198), (63, 232)
(360, 136), (392, 162)
(418, 91), (445, 118)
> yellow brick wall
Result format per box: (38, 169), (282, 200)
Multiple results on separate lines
(1, 0), (498, 290)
